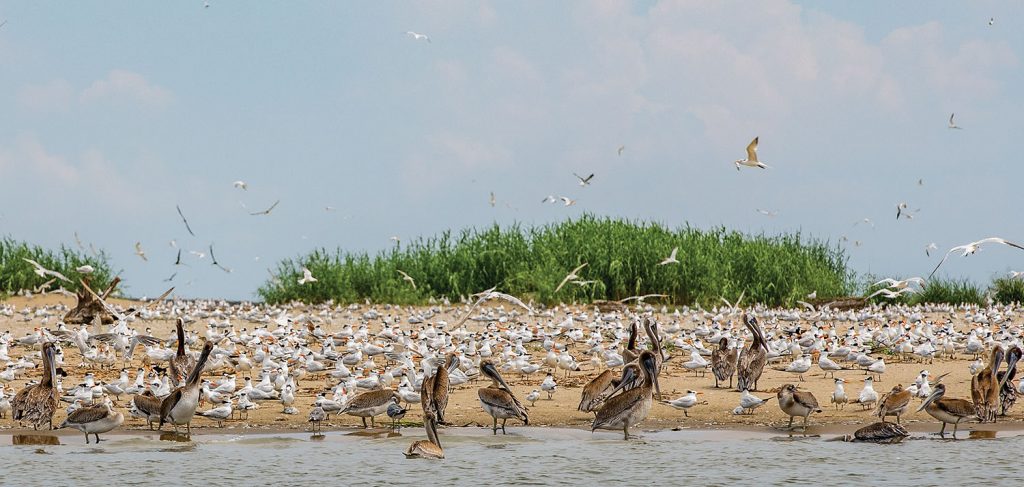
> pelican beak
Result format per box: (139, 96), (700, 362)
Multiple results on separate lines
(998, 352), (1020, 392)
(918, 388), (941, 412)
(606, 366), (637, 399)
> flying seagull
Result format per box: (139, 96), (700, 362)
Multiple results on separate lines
(209, 244), (231, 273)
(135, 242), (148, 262)
(489, 192), (496, 207)
(164, 272), (177, 282)
(76, 265), (94, 274)
(617, 145), (625, 156)
(554, 263), (588, 293)
(22, 258), (71, 283)
(250, 200), (280, 216)
(573, 173), (594, 186)
(396, 270), (416, 289)
(925, 243), (938, 257)
(233, 181), (247, 190)
(406, 31), (430, 42)
(756, 209), (778, 217)
(928, 237), (1024, 279)
(542, 195), (557, 204)
(948, 113), (962, 130)
(658, 247), (679, 266)
(298, 267), (317, 285)
(559, 196), (576, 207)
(455, 288), (535, 327)
(176, 205), (196, 236)
(989, 17), (995, 26)
(735, 137), (768, 170)
(174, 249), (184, 266)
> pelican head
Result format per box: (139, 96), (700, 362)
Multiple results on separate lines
(918, 383), (946, 412)
(998, 346), (1021, 391)
(639, 351), (662, 400)
(480, 360), (511, 391)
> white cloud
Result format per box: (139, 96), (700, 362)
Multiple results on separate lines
(79, 69), (172, 107)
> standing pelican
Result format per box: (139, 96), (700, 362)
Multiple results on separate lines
(737, 314), (769, 391)
(996, 346), (1021, 416)
(421, 354), (452, 424)
(168, 318), (195, 387)
(592, 351), (661, 440)
(876, 384), (912, 424)
(919, 383), (976, 436)
(342, 389), (400, 428)
(404, 413), (444, 459)
(159, 341), (213, 435)
(578, 369), (616, 413)
(478, 360), (528, 435)
(58, 395), (124, 443)
(972, 345), (1005, 422)
(130, 392), (163, 430)
(12, 342), (59, 430)
(712, 337), (737, 388)
(777, 384), (821, 431)
(619, 322), (640, 364)
(842, 421), (909, 443)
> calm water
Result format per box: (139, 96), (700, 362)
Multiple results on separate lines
(3, 427), (1018, 486)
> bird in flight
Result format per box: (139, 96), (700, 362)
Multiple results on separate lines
(755, 209), (778, 217)
(250, 200), (280, 216)
(574, 173), (594, 186)
(559, 196), (576, 207)
(928, 237), (1024, 279)
(489, 192), (496, 208)
(854, 218), (874, 228)
(541, 195), (557, 204)
(948, 113), (962, 129)
(209, 244), (231, 273)
(735, 137), (768, 170)
(233, 180), (247, 190)
(22, 258), (70, 283)
(174, 249), (184, 266)
(406, 31), (430, 42)
(164, 272), (177, 282)
(176, 205), (196, 236)
(396, 270), (416, 289)
(390, 236), (401, 245)
(658, 247), (679, 266)
(298, 267), (317, 285)
(189, 250), (206, 259)
(989, 17), (995, 26)
(135, 242), (148, 262)
(554, 263), (588, 293)
(617, 145), (625, 156)
(925, 242), (938, 257)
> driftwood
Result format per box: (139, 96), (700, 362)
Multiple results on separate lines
(62, 277), (120, 325)
(808, 296), (867, 311)
(592, 300), (627, 313)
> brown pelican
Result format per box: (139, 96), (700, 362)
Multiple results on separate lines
(12, 342), (59, 430)
(996, 346), (1021, 416)
(777, 384), (821, 431)
(592, 351), (660, 440)
(404, 413), (444, 459)
(620, 321), (640, 364)
(971, 345), (1005, 422)
(876, 384), (912, 424)
(130, 392), (163, 430)
(159, 341), (213, 434)
(342, 389), (400, 428)
(168, 318), (195, 387)
(421, 353), (452, 424)
(578, 369), (616, 413)
(478, 360), (528, 435)
(58, 395), (124, 443)
(737, 314), (769, 391)
(919, 383), (976, 436)
(711, 337), (737, 388)
(842, 421), (909, 443)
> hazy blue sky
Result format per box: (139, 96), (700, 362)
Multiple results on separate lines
(2, 1), (1022, 300)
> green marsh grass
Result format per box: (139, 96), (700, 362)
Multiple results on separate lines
(0, 238), (115, 298)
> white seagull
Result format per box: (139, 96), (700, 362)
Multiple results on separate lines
(658, 247), (679, 266)
(233, 181), (247, 190)
(298, 267), (317, 285)
(559, 196), (576, 207)
(948, 113), (962, 129)
(396, 270), (416, 289)
(22, 258), (71, 283)
(554, 263), (588, 293)
(406, 31), (430, 42)
(135, 242), (148, 262)
(573, 173), (594, 186)
(734, 136), (768, 170)
(928, 237), (1024, 279)
(925, 242), (938, 257)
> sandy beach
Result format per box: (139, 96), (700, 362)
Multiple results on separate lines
(1, 294), (1020, 437)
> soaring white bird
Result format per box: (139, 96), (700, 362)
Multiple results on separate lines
(948, 113), (962, 129)
(233, 180), (247, 190)
(928, 237), (1024, 279)
(925, 243), (938, 256)
(135, 242), (147, 262)
(406, 31), (430, 42)
(396, 270), (416, 289)
(298, 267), (317, 285)
(658, 247), (679, 266)
(559, 196), (576, 207)
(873, 277), (926, 290)
(22, 258), (70, 283)
(573, 173), (594, 186)
(554, 263), (588, 293)
(734, 137), (768, 170)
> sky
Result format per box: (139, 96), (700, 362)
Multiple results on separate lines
(1, 1), (1023, 301)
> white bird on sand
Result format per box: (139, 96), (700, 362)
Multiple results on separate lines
(830, 378), (848, 409)
(22, 258), (70, 282)
(928, 237), (1024, 279)
(857, 376), (878, 409)
(658, 247), (679, 266)
(948, 113), (962, 129)
(663, 390), (702, 417)
(573, 173), (594, 186)
(554, 263), (588, 293)
(233, 180), (247, 190)
(540, 372), (557, 399)
(298, 267), (317, 285)
(396, 270), (416, 289)
(76, 265), (95, 274)
(406, 31), (430, 42)
(734, 136), (768, 170)
(135, 242), (147, 262)
(526, 389), (540, 407)
(738, 389), (771, 414)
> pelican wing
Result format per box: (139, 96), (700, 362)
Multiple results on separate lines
(478, 387), (528, 421)
(793, 390), (819, 410)
(65, 404), (109, 425)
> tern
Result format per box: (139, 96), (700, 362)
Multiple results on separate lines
(232, 180), (247, 190)
(657, 247), (679, 266)
(209, 244), (231, 273)
(298, 267), (317, 285)
(406, 31), (430, 42)
(559, 196), (576, 206)
(873, 277), (926, 290)
(925, 242), (938, 256)
(573, 173), (594, 186)
(489, 192), (495, 207)
(249, 200), (280, 216)
(948, 113), (962, 129)
(541, 195), (557, 204)
(22, 258), (70, 283)
(554, 263), (588, 293)
(135, 242), (147, 261)
(928, 237), (1024, 279)
(989, 17), (995, 26)
(617, 145), (624, 156)
(76, 265), (94, 274)
(755, 209), (777, 217)
(734, 136), (768, 170)
(396, 270), (416, 289)
(176, 205), (196, 236)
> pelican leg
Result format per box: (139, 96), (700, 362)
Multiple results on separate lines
(370, 416), (375, 428)
(729, 376), (733, 389)
(938, 422), (947, 436)
(787, 416), (794, 430)
(85, 432), (90, 444)
(953, 419), (961, 437)
(94, 433), (101, 443)
(803, 415), (809, 431)
(714, 377), (720, 388)
(361, 417), (367, 428)
(501, 419), (507, 435)
(492, 417), (498, 435)
(684, 410), (688, 418)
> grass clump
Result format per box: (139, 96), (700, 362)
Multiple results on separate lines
(990, 277), (1024, 305)
(0, 238), (115, 298)
(259, 215), (855, 307)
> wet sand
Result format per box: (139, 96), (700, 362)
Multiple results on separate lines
(2, 294), (1021, 436)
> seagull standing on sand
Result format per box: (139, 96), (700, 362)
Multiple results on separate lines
(406, 31), (430, 42)
(735, 137), (768, 170)
(928, 237), (1024, 279)
(298, 267), (317, 285)
(658, 247), (679, 266)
